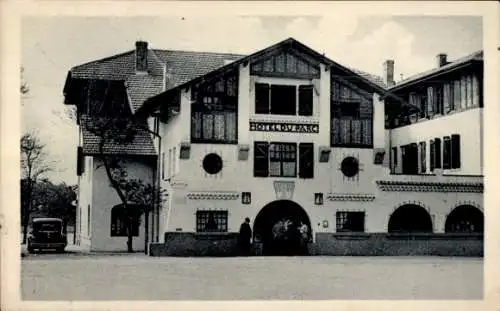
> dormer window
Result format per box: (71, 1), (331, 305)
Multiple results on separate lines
(255, 83), (313, 116)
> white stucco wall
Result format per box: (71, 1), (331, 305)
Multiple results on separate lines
(89, 157), (154, 252)
(155, 61), (483, 239)
(390, 107), (483, 175)
(76, 156), (93, 251)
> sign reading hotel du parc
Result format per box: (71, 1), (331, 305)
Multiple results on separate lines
(249, 121), (319, 134)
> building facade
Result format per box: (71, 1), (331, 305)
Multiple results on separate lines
(64, 38), (483, 255)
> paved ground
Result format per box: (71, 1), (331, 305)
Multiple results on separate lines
(21, 254), (483, 300)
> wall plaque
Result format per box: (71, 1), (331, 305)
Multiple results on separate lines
(249, 121), (319, 133)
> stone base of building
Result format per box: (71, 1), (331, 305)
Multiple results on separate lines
(149, 232), (483, 257)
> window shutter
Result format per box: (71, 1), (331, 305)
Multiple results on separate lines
(443, 136), (451, 169)
(253, 142), (269, 177)
(430, 139), (435, 171)
(77, 146), (84, 176)
(299, 143), (314, 178)
(298, 85), (314, 116)
(434, 138), (442, 169)
(443, 83), (450, 113)
(255, 83), (270, 114)
(451, 134), (461, 169)
(427, 86), (434, 116)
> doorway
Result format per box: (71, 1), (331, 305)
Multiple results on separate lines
(253, 200), (311, 256)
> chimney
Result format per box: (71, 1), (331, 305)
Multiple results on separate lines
(437, 53), (448, 67)
(135, 41), (148, 73)
(383, 60), (395, 87)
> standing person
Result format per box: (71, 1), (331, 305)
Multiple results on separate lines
(239, 217), (252, 256)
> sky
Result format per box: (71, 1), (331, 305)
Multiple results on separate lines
(21, 15), (482, 185)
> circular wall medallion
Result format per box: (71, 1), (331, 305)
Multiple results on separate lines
(341, 157), (359, 177)
(202, 153), (223, 175)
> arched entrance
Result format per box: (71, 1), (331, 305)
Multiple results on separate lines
(388, 204), (433, 233)
(445, 205), (483, 233)
(253, 200), (311, 256)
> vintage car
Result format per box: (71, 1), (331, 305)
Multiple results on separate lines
(27, 218), (67, 253)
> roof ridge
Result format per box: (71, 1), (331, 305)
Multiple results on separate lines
(151, 48), (246, 57)
(71, 50), (135, 71)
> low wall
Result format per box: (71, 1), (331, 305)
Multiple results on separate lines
(312, 233), (483, 257)
(149, 232), (483, 257)
(149, 232), (240, 257)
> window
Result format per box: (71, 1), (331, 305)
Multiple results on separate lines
(271, 85), (296, 115)
(110, 205), (141, 237)
(77, 147), (84, 176)
(401, 143), (419, 175)
(336, 212), (365, 232)
(443, 136), (451, 169)
(434, 138), (442, 169)
(191, 72), (238, 143)
(269, 143), (297, 177)
(255, 83), (314, 116)
(196, 210), (228, 233)
(255, 83), (270, 114)
(298, 143), (314, 178)
(434, 85), (444, 114)
(445, 83), (455, 112)
(419, 141), (426, 173)
(202, 153), (223, 175)
(331, 101), (372, 147)
(253, 141), (312, 178)
(341, 157), (360, 177)
(298, 85), (314, 116)
(254, 142), (269, 177)
(419, 95), (427, 118)
(451, 134), (461, 169)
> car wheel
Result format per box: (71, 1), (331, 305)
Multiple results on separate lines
(56, 247), (65, 254)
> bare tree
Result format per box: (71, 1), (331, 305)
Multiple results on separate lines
(20, 132), (52, 243)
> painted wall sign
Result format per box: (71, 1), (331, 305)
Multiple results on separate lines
(249, 121), (319, 134)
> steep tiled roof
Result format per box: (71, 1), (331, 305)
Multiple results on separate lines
(126, 75), (164, 112)
(349, 68), (386, 88)
(80, 115), (156, 156)
(152, 50), (244, 89)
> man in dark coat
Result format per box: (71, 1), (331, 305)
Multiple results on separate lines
(239, 217), (252, 256)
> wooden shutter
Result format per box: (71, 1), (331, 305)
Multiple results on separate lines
(298, 143), (314, 178)
(298, 85), (314, 116)
(77, 146), (84, 176)
(427, 87), (434, 116)
(451, 134), (461, 169)
(419, 142), (426, 173)
(253, 142), (269, 177)
(434, 138), (442, 169)
(443, 83), (450, 113)
(443, 136), (451, 169)
(255, 83), (270, 114)
(429, 139), (435, 171)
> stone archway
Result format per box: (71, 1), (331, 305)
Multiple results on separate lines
(388, 204), (433, 233)
(445, 205), (483, 233)
(253, 200), (311, 256)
